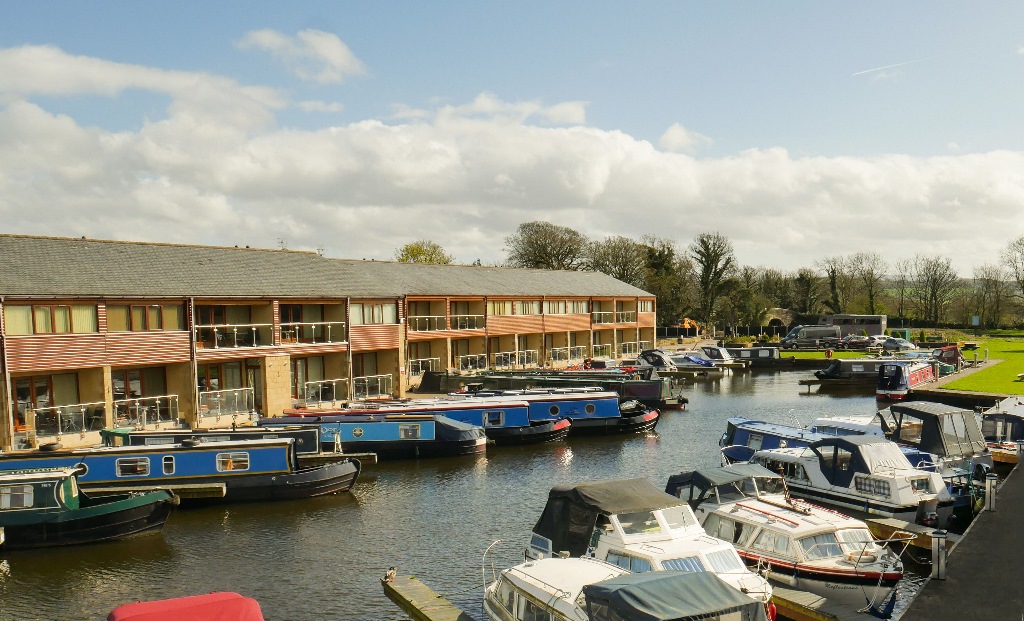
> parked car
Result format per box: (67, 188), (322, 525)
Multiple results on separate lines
(866, 335), (889, 347)
(838, 334), (870, 349)
(882, 337), (918, 352)
(779, 325), (842, 349)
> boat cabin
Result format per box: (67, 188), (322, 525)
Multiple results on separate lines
(0, 466), (84, 515)
(876, 360), (935, 399)
(877, 402), (991, 472)
(980, 397), (1024, 448)
(814, 358), (886, 381)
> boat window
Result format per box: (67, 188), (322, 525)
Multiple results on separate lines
(897, 416), (925, 446)
(495, 578), (516, 613)
(854, 476), (891, 497)
(144, 437), (176, 445)
(585, 404), (596, 414)
(747, 433), (763, 450)
(835, 448), (853, 472)
(660, 505), (698, 531)
(606, 552), (653, 573)
(751, 530), (792, 557)
(116, 457), (151, 477)
(756, 476), (787, 495)
(703, 514), (749, 546)
(0, 484), (34, 509)
(910, 477), (931, 493)
(704, 548), (746, 573)
(616, 510), (662, 535)
(216, 452), (250, 472)
(662, 556), (706, 573)
(399, 424), (421, 439)
(799, 533), (843, 559)
(484, 411), (504, 427)
(163, 455), (175, 475)
(837, 529), (878, 553)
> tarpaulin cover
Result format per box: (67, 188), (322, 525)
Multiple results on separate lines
(583, 571), (767, 621)
(889, 401), (987, 459)
(107, 592), (264, 621)
(664, 463), (779, 506)
(532, 478), (685, 557)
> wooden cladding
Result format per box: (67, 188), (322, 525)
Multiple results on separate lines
(5, 332), (193, 373)
(350, 324), (400, 352)
(105, 332), (192, 366)
(543, 314), (591, 332)
(486, 315), (545, 334)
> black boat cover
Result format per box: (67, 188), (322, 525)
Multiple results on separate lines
(434, 415), (487, 441)
(583, 571), (768, 621)
(887, 402), (987, 458)
(665, 463), (779, 507)
(532, 479), (684, 557)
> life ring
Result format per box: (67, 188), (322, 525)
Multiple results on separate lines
(846, 551), (877, 564)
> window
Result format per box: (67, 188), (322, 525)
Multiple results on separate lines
(662, 556), (705, 573)
(350, 303), (398, 325)
(519, 597), (554, 621)
(704, 548), (747, 573)
(116, 457), (151, 477)
(836, 529), (878, 554)
(549, 405), (560, 416)
(751, 530), (792, 557)
(638, 300), (654, 313)
(544, 300), (566, 314)
(661, 505), (698, 531)
(0, 484), (34, 509)
(606, 552), (653, 573)
(399, 424), (421, 439)
(617, 510), (661, 535)
(107, 304), (183, 331)
(486, 300), (512, 316)
(496, 578), (516, 613)
(162, 456), (175, 475)
(855, 476), (892, 497)
(799, 533), (843, 559)
(569, 300), (590, 314)
(216, 452), (250, 472)
(704, 514), (748, 545)
(515, 301), (541, 315)
(484, 411), (504, 427)
(3, 304), (97, 334)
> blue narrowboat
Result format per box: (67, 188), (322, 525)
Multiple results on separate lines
(455, 389), (659, 436)
(0, 466), (177, 549)
(0, 438), (359, 503)
(260, 412), (487, 459)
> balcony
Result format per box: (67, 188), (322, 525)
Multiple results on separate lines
(195, 323), (272, 349)
(199, 387), (256, 424)
(615, 311), (637, 323)
(450, 315), (485, 330)
(638, 340), (652, 351)
(407, 316), (446, 331)
(592, 311), (615, 324)
(619, 341), (640, 356)
(550, 345), (588, 362)
(409, 357), (441, 376)
(303, 378), (348, 408)
(456, 354), (488, 371)
(517, 350), (539, 367)
(354, 374), (393, 399)
(592, 344), (612, 358)
(32, 402), (107, 439)
(114, 395), (180, 429)
(280, 321), (346, 344)
(491, 350), (539, 369)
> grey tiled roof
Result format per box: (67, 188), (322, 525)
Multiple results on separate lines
(0, 235), (652, 299)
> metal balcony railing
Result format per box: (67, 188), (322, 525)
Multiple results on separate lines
(353, 374), (393, 399)
(638, 340), (652, 351)
(303, 378), (348, 408)
(114, 395), (180, 429)
(407, 316), (446, 331)
(457, 354), (488, 371)
(619, 342), (640, 356)
(516, 350), (539, 367)
(195, 323), (273, 349)
(615, 311), (637, 323)
(569, 346), (587, 360)
(592, 344), (612, 358)
(199, 387), (256, 423)
(550, 347), (570, 361)
(591, 311), (615, 324)
(279, 321), (346, 344)
(32, 402), (107, 437)
(409, 357), (441, 376)
(450, 314), (485, 330)
(491, 352), (516, 369)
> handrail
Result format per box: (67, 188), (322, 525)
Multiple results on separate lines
(615, 311), (637, 323)
(550, 346), (570, 361)
(194, 323), (273, 349)
(457, 354), (488, 371)
(592, 311), (615, 324)
(620, 341), (640, 356)
(113, 394), (180, 428)
(198, 387), (255, 423)
(407, 315), (447, 331)
(32, 401), (107, 437)
(279, 321), (346, 344)
(451, 314), (485, 330)
(354, 374), (392, 399)
(303, 378), (348, 407)
(408, 357), (441, 376)
(592, 344), (612, 357)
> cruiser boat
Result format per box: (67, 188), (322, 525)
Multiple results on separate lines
(526, 478), (773, 603)
(666, 463), (905, 619)
(483, 556), (771, 621)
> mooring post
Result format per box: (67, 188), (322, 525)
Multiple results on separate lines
(985, 472), (998, 511)
(931, 530), (947, 580)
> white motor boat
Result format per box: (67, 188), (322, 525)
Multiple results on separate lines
(483, 556), (771, 621)
(666, 463), (906, 619)
(526, 478), (773, 603)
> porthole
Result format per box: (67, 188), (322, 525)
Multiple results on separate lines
(352, 427), (364, 438)
(549, 405), (560, 416)
(585, 404), (596, 414)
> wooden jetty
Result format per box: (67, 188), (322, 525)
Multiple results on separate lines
(771, 586), (870, 621)
(381, 575), (474, 621)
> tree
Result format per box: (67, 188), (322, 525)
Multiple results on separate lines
(504, 221), (589, 270)
(890, 258), (912, 319)
(910, 254), (960, 324)
(792, 268), (823, 314)
(1001, 235), (1024, 301)
(972, 264), (1012, 329)
(588, 236), (647, 287)
(689, 232), (736, 326)
(394, 240), (454, 264)
(848, 252), (887, 315)
(758, 267), (794, 310)
(817, 255), (855, 314)
(640, 235), (693, 327)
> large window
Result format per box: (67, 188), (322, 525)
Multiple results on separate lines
(569, 300), (590, 314)
(350, 303), (398, 325)
(486, 300), (512, 316)
(515, 301), (541, 315)
(216, 452), (250, 472)
(544, 300), (566, 314)
(3, 304), (97, 335)
(639, 300), (654, 313)
(107, 304), (183, 332)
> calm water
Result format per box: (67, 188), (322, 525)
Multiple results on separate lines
(0, 370), (921, 621)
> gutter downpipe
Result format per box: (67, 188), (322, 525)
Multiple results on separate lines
(0, 296), (14, 451)
(346, 297), (354, 402)
(189, 297), (199, 427)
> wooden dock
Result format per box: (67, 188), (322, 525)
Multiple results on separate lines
(771, 586), (867, 621)
(381, 575), (474, 621)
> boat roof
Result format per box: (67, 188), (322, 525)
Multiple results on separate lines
(2, 437), (294, 458)
(0, 465), (82, 483)
(885, 401), (987, 456)
(503, 557), (626, 606)
(583, 571), (767, 621)
(712, 494), (869, 534)
(666, 463), (780, 498)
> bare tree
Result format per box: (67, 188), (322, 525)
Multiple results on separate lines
(792, 268), (823, 314)
(972, 264), (1012, 329)
(817, 255), (855, 314)
(689, 232), (736, 326)
(394, 240), (454, 264)
(1000, 235), (1024, 301)
(504, 221), (590, 270)
(890, 258), (912, 319)
(588, 236), (647, 287)
(848, 252), (887, 314)
(911, 254), (961, 324)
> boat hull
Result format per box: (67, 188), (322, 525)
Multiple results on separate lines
(218, 459), (360, 502)
(486, 419), (571, 446)
(568, 408), (659, 436)
(323, 437), (486, 459)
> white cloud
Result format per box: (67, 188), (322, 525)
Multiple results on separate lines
(298, 100), (345, 113)
(1, 46), (1022, 274)
(947, 142), (961, 152)
(659, 123), (713, 154)
(237, 29), (366, 84)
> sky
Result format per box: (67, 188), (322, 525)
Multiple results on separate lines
(2, 2), (1023, 274)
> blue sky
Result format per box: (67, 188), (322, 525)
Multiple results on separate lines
(2, 2), (1023, 272)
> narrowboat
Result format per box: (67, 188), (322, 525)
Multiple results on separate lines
(666, 463), (904, 618)
(876, 359), (936, 400)
(0, 438), (359, 502)
(813, 358), (887, 383)
(260, 412), (486, 459)
(483, 556), (772, 621)
(0, 466), (177, 549)
(526, 478), (772, 603)
(725, 346), (785, 367)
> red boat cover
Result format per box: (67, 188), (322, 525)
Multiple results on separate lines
(108, 592), (264, 621)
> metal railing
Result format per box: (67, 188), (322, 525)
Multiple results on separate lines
(451, 314), (485, 330)
(592, 344), (612, 358)
(114, 395), (180, 428)
(199, 387), (256, 423)
(195, 323), (273, 349)
(620, 341), (640, 356)
(303, 378), (348, 408)
(279, 321), (346, 344)
(569, 345), (587, 360)
(592, 311), (615, 324)
(491, 352), (516, 369)
(457, 354), (488, 371)
(409, 357), (441, 376)
(407, 316), (447, 331)
(517, 350), (539, 367)
(354, 374), (393, 399)
(550, 347), (570, 361)
(32, 402), (107, 437)
(615, 311), (637, 323)
(638, 340), (652, 351)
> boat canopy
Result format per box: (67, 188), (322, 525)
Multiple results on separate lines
(532, 479), (684, 557)
(583, 571), (768, 621)
(885, 402), (987, 458)
(664, 463), (779, 507)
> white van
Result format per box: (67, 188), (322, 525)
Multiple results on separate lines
(779, 325), (841, 349)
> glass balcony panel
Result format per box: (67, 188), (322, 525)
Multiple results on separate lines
(114, 395), (180, 428)
(353, 374), (393, 399)
(198, 388), (255, 423)
(303, 378), (349, 407)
